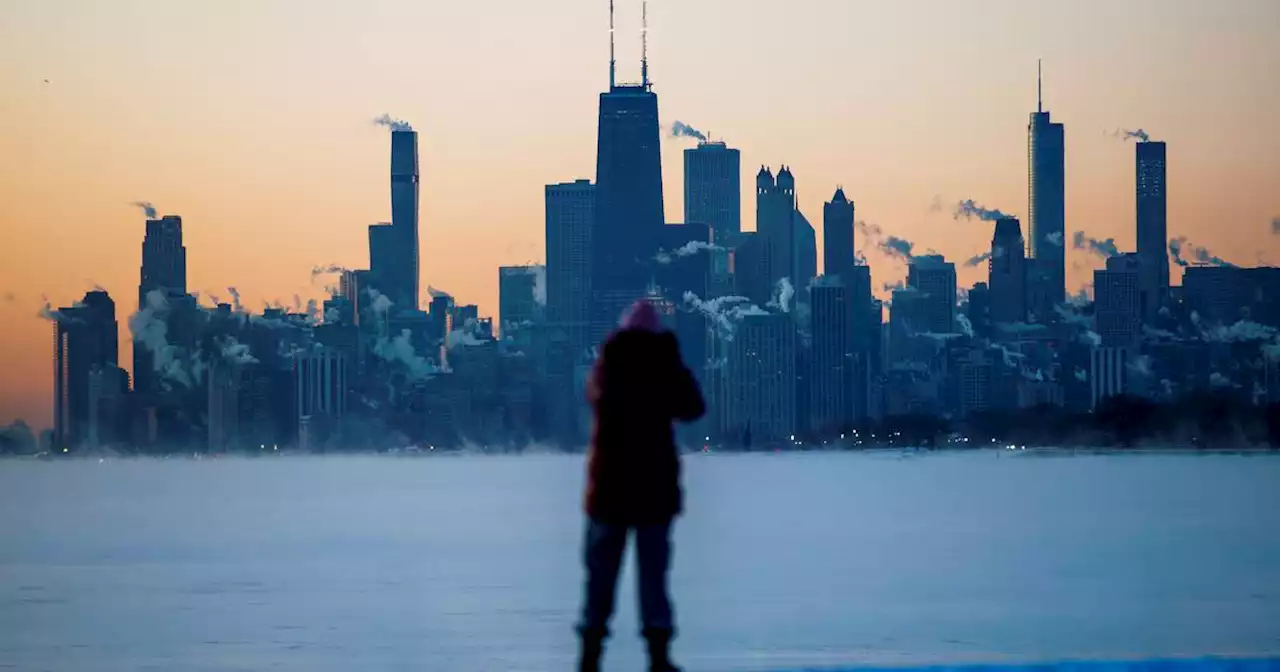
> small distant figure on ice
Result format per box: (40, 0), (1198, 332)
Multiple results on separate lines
(577, 299), (705, 672)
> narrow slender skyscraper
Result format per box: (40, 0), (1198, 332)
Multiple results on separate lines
(591, 1), (665, 342)
(1136, 140), (1168, 320)
(1027, 61), (1065, 314)
(390, 129), (421, 310)
(823, 187), (855, 279)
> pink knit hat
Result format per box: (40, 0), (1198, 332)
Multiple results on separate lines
(619, 299), (661, 332)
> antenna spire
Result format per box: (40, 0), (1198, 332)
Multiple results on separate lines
(641, 0), (649, 88)
(1037, 58), (1043, 113)
(609, 0), (616, 88)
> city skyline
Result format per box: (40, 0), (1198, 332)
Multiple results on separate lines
(3, 0), (1280, 428)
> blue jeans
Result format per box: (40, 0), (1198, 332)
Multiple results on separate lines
(577, 519), (674, 638)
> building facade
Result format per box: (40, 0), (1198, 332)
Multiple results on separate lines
(1028, 73), (1066, 315)
(1136, 140), (1168, 320)
(592, 84), (665, 344)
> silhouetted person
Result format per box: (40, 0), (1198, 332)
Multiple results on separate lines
(578, 300), (705, 672)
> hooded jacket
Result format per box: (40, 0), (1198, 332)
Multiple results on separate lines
(584, 328), (705, 524)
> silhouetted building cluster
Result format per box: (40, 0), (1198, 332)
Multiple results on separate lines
(37, 21), (1280, 455)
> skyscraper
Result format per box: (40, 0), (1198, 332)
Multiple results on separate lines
(53, 290), (119, 451)
(136, 214), (186, 397)
(989, 218), (1028, 326)
(731, 232), (771, 307)
(545, 179), (595, 344)
(1028, 63), (1066, 314)
(1136, 140), (1168, 319)
(1094, 253), (1143, 348)
(545, 179), (596, 441)
(684, 141), (741, 243)
(499, 265), (544, 338)
(723, 312), (796, 444)
(367, 223), (397, 303)
(390, 129), (421, 310)
(139, 215), (186, 308)
(794, 208), (817, 295)
(907, 255), (957, 334)
(809, 281), (849, 435)
(685, 141), (740, 298)
(823, 188), (856, 279)
(592, 12), (665, 343)
(756, 166), (797, 292)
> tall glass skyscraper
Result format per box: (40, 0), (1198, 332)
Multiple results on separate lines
(591, 82), (665, 342)
(1136, 140), (1168, 320)
(390, 129), (420, 310)
(1028, 64), (1065, 315)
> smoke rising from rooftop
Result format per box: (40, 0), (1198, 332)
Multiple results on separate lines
(1072, 231), (1120, 259)
(373, 114), (413, 132)
(670, 121), (707, 143)
(131, 201), (157, 219)
(1169, 236), (1236, 268)
(953, 199), (1015, 222)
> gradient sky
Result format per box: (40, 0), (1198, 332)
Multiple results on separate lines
(2, 0), (1278, 428)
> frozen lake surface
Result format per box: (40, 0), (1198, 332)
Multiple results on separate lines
(3, 451), (1279, 671)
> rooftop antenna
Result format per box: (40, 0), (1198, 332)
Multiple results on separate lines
(609, 0), (616, 88)
(1037, 58), (1043, 113)
(641, 0), (649, 88)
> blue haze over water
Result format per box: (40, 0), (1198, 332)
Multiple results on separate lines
(2, 452), (1279, 671)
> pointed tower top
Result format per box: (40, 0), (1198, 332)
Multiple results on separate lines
(1037, 58), (1043, 113)
(641, 0), (650, 88)
(608, 0), (616, 88)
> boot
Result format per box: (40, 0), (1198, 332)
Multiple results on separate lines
(644, 629), (681, 672)
(578, 632), (604, 672)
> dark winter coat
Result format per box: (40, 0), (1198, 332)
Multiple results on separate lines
(584, 328), (705, 525)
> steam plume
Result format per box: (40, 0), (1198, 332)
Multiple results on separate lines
(655, 240), (722, 264)
(131, 201), (158, 219)
(227, 287), (245, 313)
(427, 285), (452, 299)
(1168, 236), (1236, 268)
(311, 264), (348, 282)
(1271, 217), (1280, 235)
(953, 199), (1014, 222)
(532, 266), (547, 306)
(1111, 128), (1151, 142)
(1045, 232), (1064, 247)
(681, 292), (765, 341)
(670, 121), (707, 142)
(964, 252), (991, 268)
(373, 114), (413, 132)
(881, 236), (915, 263)
(768, 278), (795, 314)
(373, 329), (437, 381)
(1072, 231), (1120, 259)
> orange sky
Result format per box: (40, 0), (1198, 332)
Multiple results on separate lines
(2, 0), (1278, 427)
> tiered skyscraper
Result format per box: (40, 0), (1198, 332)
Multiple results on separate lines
(1027, 63), (1066, 317)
